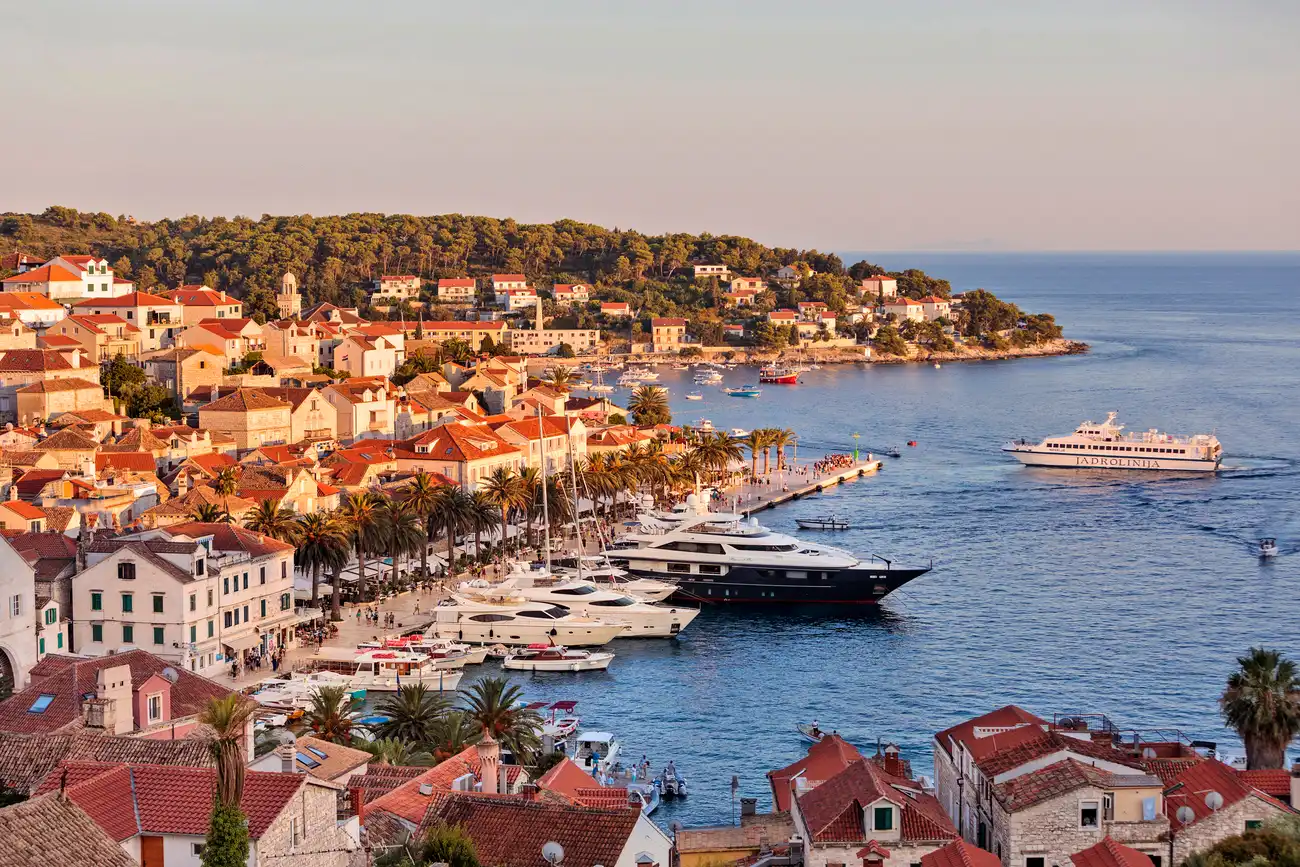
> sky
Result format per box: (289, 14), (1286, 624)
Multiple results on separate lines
(2, 0), (1298, 251)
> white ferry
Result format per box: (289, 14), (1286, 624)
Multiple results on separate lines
(1003, 412), (1222, 472)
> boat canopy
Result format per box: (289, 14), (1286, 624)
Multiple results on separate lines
(576, 731), (615, 743)
(550, 700), (578, 711)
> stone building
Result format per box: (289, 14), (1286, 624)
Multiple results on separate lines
(198, 388), (293, 451)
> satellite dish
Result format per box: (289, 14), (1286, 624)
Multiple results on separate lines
(1205, 791), (1224, 811)
(1141, 748), (1156, 759)
(1177, 806), (1196, 825)
(160, 667), (180, 683)
(542, 842), (565, 866)
(669, 820), (684, 834)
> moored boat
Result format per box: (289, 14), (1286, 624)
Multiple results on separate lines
(796, 516), (850, 531)
(759, 365), (799, 384)
(685, 391), (704, 400)
(1003, 411), (1223, 472)
(502, 644), (614, 672)
(723, 385), (762, 398)
(1260, 538), (1278, 558)
(311, 648), (462, 692)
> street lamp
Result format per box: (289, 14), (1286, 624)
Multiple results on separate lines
(852, 432), (861, 462)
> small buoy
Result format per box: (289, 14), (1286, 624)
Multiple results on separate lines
(908, 440), (918, 447)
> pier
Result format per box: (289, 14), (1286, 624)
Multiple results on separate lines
(728, 458), (885, 515)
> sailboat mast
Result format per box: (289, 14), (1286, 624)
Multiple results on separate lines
(537, 401), (552, 570)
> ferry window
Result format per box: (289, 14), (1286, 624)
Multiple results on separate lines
(699, 565), (722, 575)
(667, 563), (691, 574)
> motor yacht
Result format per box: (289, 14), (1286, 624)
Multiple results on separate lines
(482, 565), (699, 638)
(502, 644), (615, 672)
(428, 596), (625, 647)
(610, 497), (930, 604)
(574, 731), (621, 776)
(311, 648), (463, 691)
(356, 636), (476, 668)
(550, 555), (678, 602)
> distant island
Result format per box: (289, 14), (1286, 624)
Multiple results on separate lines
(0, 206), (1081, 362)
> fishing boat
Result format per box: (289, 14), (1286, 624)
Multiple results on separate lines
(797, 722), (828, 743)
(796, 516), (851, 531)
(723, 385), (762, 398)
(684, 391), (704, 400)
(1260, 538), (1279, 558)
(502, 644), (614, 672)
(759, 365), (800, 384)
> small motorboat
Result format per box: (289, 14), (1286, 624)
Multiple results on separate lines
(695, 418), (715, 432)
(796, 516), (850, 531)
(502, 644), (614, 672)
(1260, 538), (1279, 558)
(933, 362), (942, 369)
(628, 781), (660, 815)
(656, 762), (688, 798)
(685, 391), (704, 400)
(542, 700), (582, 741)
(484, 643), (511, 659)
(723, 385), (762, 398)
(797, 721), (828, 743)
(729, 428), (749, 438)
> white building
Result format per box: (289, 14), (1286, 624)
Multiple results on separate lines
(491, 273), (529, 302)
(437, 278), (478, 303)
(0, 536), (39, 692)
(862, 275), (899, 299)
(693, 264), (730, 279)
(883, 298), (925, 323)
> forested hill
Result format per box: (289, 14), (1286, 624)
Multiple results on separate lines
(0, 206), (951, 318)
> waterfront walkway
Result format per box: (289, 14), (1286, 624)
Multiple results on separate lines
(723, 457), (884, 515)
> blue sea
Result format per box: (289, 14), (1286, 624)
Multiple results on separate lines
(469, 253), (1300, 828)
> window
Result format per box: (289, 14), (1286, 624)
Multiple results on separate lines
(147, 693), (162, 722)
(38, 637), (44, 655)
(123, 624), (134, 643)
(1080, 801), (1100, 829)
(207, 588), (213, 606)
(282, 560), (288, 580)
(280, 593), (291, 611)
(91, 591), (102, 611)
(224, 611), (232, 628)
(291, 816), (301, 847)
(44, 608), (56, 625)
(196, 558), (205, 576)
(56, 633), (62, 649)
(153, 595), (164, 613)
(873, 806), (893, 831)
(208, 619), (214, 637)
(192, 843), (205, 856)
(667, 563), (691, 574)
(243, 572), (249, 590)
(260, 567), (266, 584)
(1150, 857), (1162, 867)
(9, 595), (20, 617)
(153, 626), (165, 645)
(1246, 820), (1264, 831)
(260, 599), (267, 618)
(223, 577), (229, 595)
(91, 623), (103, 642)
(243, 605), (249, 622)
(190, 625), (197, 643)
(1103, 792), (1115, 821)
(1027, 857), (1045, 867)
(121, 593), (133, 613)
(118, 562), (136, 581)
(28, 694), (55, 713)
(189, 593), (197, 612)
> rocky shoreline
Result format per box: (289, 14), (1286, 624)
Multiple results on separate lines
(641, 338), (1090, 366)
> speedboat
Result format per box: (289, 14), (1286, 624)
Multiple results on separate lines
(486, 565), (699, 638)
(311, 648), (462, 692)
(356, 637), (471, 669)
(730, 428), (749, 437)
(1260, 538), (1279, 558)
(502, 644), (614, 672)
(694, 371), (723, 384)
(428, 597), (625, 647)
(628, 781), (660, 815)
(574, 731), (621, 776)
(656, 763), (688, 798)
(685, 392), (703, 400)
(723, 385), (762, 398)
(695, 418), (715, 432)
(796, 516), (851, 531)
(542, 700), (582, 742)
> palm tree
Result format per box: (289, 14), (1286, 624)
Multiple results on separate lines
(376, 684), (449, 744)
(1220, 647), (1300, 769)
(380, 498), (426, 590)
(199, 695), (258, 807)
(480, 467), (524, 566)
(427, 710), (480, 762)
(402, 472), (442, 579)
(758, 428), (776, 475)
(516, 467), (542, 551)
(469, 491), (502, 562)
(296, 512), (349, 610)
(541, 365), (578, 393)
(430, 485), (474, 574)
(742, 430), (766, 480)
(243, 498), (302, 544)
(628, 384), (670, 426)
(305, 685), (358, 744)
(339, 490), (385, 603)
(212, 466), (239, 516)
(190, 503), (232, 523)
(460, 676), (542, 762)
(358, 737), (432, 767)
(770, 427), (797, 471)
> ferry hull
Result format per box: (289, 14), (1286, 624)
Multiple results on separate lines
(1004, 449), (1220, 472)
(632, 564), (929, 605)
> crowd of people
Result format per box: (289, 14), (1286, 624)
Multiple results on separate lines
(812, 453), (856, 474)
(230, 645), (286, 679)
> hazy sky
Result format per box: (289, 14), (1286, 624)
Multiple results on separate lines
(3, 0), (1298, 250)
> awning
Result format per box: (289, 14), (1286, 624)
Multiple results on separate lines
(295, 612), (324, 625)
(221, 633), (262, 652)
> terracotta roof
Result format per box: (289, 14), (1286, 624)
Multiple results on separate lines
(33, 428), (100, 451)
(0, 292), (66, 311)
(767, 734), (866, 812)
(416, 792), (641, 867)
(491, 273), (528, 281)
(993, 759), (1161, 812)
(652, 317), (687, 326)
(1071, 837), (1155, 867)
(73, 291), (175, 308)
(362, 743), (508, 823)
(422, 320), (507, 331)
(1238, 768), (1293, 798)
(95, 451), (157, 473)
(17, 376), (100, 394)
(536, 757), (620, 803)
(14, 469), (67, 498)
(0, 349), (74, 372)
(0, 500), (45, 520)
(438, 278), (476, 287)
(1164, 757), (1292, 829)
(168, 288), (240, 306)
(923, 840), (1004, 867)
(0, 650), (234, 735)
(797, 758), (956, 844)
(1, 264), (81, 284)
(0, 792), (136, 867)
(36, 334), (80, 348)
(292, 735), (372, 781)
(976, 730), (1141, 777)
(38, 505), (76, 533)
(199, 388), (291, 413)
(396, 423), (520, 463)
(934, 705), (1047, 758)
(0, 730), (211, 795)
(600, 302), (629, 310)
(41, 761), (305, 840)
(161, 521), (295, 555)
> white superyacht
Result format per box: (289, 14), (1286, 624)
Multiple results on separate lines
(1003, 412), (1223, 472)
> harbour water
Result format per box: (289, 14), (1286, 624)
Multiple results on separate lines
(476, 253), (1300, 829)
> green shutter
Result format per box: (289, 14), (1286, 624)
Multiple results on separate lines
(123, 625), (133, 643)
(91, 624), (103, 642)
(153, 627), (164, 645)
(91, 592), (102, 611)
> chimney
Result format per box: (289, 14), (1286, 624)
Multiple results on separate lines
(741, 797), (757, 818)
(475, 730), (501, 795)
(277, 741), (297, 773)
(882, 743), (904, 778)
(95, 664), (134, 735)
(535, 297), (544, 333)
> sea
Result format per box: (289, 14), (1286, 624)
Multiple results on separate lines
(465, 253), (1300, 829)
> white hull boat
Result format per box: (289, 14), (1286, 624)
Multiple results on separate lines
(1004, 412), (1223, 472)
(502, 645), (614, 672)
(311, 648), (463, 692)
(429, 598), (625, 647)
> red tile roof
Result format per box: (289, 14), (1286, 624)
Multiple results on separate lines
(1071, 837), (1155, 867)
(161, 521), (295, 555)
(491, 273), (527, 281)
(438, 278), (476, 288)
(976, 730), (1141, 777)
(0, 500), (45, 520)
(994, 759), (1161, 812)
(1164, 758), (1293, 829)
(421, 320), (507, 332)
(923, 840), (1004, 867)
(362, 744), (513, 823)
(797, 758), (956, 844)
(652, 317), (687, 326)
(417, 791), (641, 867)
(1238, 768), (1293, 798)
(0, 650), (234, 735)
(95, 451), (157, 473)
(200, 388), (291, 412)
(1, 264), (81, 284)
(934, 705), (1047, 758)
(169, 288), (240, 307)
(0, 349), (74, 372)
(0, 790), (137, 867)
(768, 734), (863, 812)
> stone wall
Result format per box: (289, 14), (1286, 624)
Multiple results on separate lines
(1171, 796), (1291, 865)
(1001, 788), (1167, 867)
(808, 840), (948, 867)
(257, 780), (358, 867)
